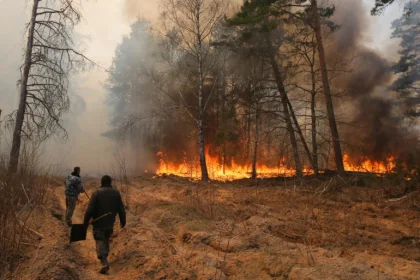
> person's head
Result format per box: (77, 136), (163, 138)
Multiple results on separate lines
(74, 167), (81, 175)
(101, 175), (112, 187)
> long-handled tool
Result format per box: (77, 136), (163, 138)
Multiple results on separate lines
(70, 212), (112, 243)
(90, 212), (112, 225)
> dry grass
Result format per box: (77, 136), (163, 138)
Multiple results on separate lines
(112, 149), (132, 209)
(185, 183), (219, 219)
(0, 144), (50, 279)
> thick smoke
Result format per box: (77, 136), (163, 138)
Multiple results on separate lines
(123, 0), (160, 21)
(330, 0), (417, 162)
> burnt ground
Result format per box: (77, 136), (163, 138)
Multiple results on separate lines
(16, 175), (420, 279)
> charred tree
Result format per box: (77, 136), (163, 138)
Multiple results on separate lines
(8, 0), (90, 173)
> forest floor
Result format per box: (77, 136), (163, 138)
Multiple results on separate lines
(16, 174), (420, 279)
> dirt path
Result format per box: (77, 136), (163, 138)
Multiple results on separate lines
(55, 185), (118, 279)
(49, 182), (166, 279)
(18, 180), (156, 279)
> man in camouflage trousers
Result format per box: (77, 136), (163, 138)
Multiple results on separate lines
(65, 167), (85, 227)
(84, 175), (126, 274)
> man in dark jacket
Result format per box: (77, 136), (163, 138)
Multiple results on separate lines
(65, 167), (85, 227)
(84, 175), (126, 274)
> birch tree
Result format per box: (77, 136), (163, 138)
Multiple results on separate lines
(8, 0), (91, 173)
(161, 0), (227, 181)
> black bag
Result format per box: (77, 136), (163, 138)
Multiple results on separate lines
(70, 224), (87, 243)
(69, 212), (111, 243)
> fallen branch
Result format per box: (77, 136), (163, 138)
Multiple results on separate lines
(21, 184), (30, 203)
(316, 178), (334, 197)
(18, 220), (43, 239)
(26, 227), (43, 239)
(386, 190), (420, 203)
(19, 242), (38, 248)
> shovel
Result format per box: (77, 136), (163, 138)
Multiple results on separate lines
(70, 212), (112, 243)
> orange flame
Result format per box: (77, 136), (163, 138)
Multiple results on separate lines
(343, 154), (396, 174)
(156, 150), (398, 180)
(157, 149), (310, 180)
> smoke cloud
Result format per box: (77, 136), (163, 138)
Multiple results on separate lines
(329, 0), (417, 162)
(0, 0), (416, 176)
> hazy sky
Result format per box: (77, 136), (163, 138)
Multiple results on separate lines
(0, 0), (407, 174)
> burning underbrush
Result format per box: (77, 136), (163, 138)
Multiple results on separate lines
(155, 150), (414, 181)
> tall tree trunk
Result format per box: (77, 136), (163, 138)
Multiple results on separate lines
(196, 0), (209, 181)
(311, 0), (345, 174)
(287, 99), (314, 171)
(221, 78), (226, 175)
(310, 68), (319, 176)
(251, 108), (259, 180)
(246, 108), (252, 162)
(264, 33), (303, 177)
(9, 0), (39, 174)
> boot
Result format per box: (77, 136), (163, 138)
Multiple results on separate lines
(99, 257), (110, 274)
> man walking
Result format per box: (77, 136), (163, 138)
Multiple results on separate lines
(65, 167), (85, 227)
(84, 175), (126, 274)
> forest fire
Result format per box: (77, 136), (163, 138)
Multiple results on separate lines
(343, 154), (396, 174)
(156, 151), (398, 180)
(156, 151), (307, 180)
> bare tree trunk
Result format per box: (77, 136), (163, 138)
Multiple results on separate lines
(196, 0), (209, 181)
(251, 109), (259, 180)
(264, 33), (303, 177)
(9, 0), (39, 174)
(311, 0), (345, 175)
(287, 99), (314, 170)
(246, 109), (252, 162)
(310, 69), (319, 176)
(222, 79), (226, 175)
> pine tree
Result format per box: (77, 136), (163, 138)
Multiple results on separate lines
(228, 0), (305, 177)
(228, 0), (346, 175)
(391, 2), (420, 116)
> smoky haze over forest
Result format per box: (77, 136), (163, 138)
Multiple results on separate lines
(0, 0), (415, 176)
(330, 0), (412, 161)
